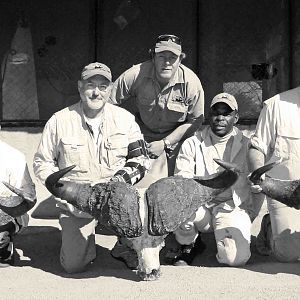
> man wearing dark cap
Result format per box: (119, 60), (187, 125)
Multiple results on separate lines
(33, 62), (150, 273)
(109, 34), (204, 183)
(168, 93), (254, 267)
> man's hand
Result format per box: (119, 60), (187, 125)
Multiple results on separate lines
(247, 173), (263, 194)
(146, 140), (165, 159)
(54, 197), (92, 218)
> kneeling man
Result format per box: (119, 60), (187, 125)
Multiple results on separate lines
(171, 93), (253, 266)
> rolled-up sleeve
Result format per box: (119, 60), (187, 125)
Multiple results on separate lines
(250, 100), (276, 158)
(33, 115), (59, 184)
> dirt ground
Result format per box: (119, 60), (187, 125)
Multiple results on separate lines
(0, 128), (300, 300)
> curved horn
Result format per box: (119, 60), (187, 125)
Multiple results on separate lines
(45, 165), (93, 212)
(0, 182), (36, 217)
(193, 159), (240, 189)
(147, 159), (241, 236)
(45, 165), (76, 194)
(249, 161), (300, 209)
(249, 161), (280, 184)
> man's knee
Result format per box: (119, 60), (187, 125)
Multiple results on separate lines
(272, 236), (300, 262)
(60, 249), (93, 274)
(61, 259), (88, 274)
(216, 237), (251, 267)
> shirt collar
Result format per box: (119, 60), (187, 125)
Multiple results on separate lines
(79, 101), (105, 129)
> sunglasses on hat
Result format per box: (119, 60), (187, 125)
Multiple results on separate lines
(156, 34), (181, 45)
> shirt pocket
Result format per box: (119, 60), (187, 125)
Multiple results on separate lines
(166, 100), (188, 122)
(60, 137), (89, 172)
(138, 97), (156, 112)
(276, 123), (300, 160)
(105, 134), (128, 168)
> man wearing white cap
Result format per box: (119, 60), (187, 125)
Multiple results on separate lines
(109, 34), (204, 182)
(33, 62), (150, 273)
(168, 93), (254, 267)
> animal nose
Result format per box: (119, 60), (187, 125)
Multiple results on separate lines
(138, 268), (161, 281)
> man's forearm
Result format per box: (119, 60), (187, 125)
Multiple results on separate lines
(164, 118), (202, 145)
(248, 145), (266, 172)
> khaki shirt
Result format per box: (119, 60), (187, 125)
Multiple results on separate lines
(250, 86), (300, 180)
(33, 101), (149, 185)
(109, 60), (204, 141)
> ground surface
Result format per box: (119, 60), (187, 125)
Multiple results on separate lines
(1, 217), (300, 300)
(0, 128), (299, 300)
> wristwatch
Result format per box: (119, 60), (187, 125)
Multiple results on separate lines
(163, 138), (172, 151)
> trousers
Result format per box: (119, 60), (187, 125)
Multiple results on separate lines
(174, 205), (251, 266)
(59, 211), (96, 273)
(267, 198), (300, 262)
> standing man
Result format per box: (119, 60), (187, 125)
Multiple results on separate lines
(33, 62), (150, 273)
(248, 86), (300, 261)
(110, 34), (204, 181)
(0, 140), (36, 266)
(169, 93), (253, 267)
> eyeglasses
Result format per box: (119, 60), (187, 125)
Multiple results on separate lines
(85, 82), (109, 92)
(156, 34), (181, 45)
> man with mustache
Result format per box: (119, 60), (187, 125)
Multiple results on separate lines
(168, 93), (254, 266)
(33, 62), (150, 273)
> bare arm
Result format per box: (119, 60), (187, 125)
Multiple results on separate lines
(147, 119), (203, 158)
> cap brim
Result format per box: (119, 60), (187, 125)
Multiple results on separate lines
(155, 46), (181, 56)
(210, 99), (237, 111)
(82, 69), (112, 81)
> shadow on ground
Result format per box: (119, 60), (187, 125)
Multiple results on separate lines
(13, 226), (300, 282)
(161, 232), (300, 276)
(13, 226), (141, 282)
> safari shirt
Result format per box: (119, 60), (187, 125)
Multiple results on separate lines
(250, 86), (300, 180)
(109, 60), (204, 141)
(33, 101), (149, 185)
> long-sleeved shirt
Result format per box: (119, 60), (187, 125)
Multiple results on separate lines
(250, 86), (300, 180)
(109, 60), (204, 141)
(33, 101), (150, 185)
(175, 126), (252, 214)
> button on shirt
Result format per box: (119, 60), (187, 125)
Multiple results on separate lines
(33, 101), (148, 185)
(110, 60), (204, 139)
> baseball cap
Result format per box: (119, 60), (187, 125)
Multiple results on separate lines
(81, 62), (112, 82)
(154, 34), (182, 56)
(210, 93), (238, 111)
